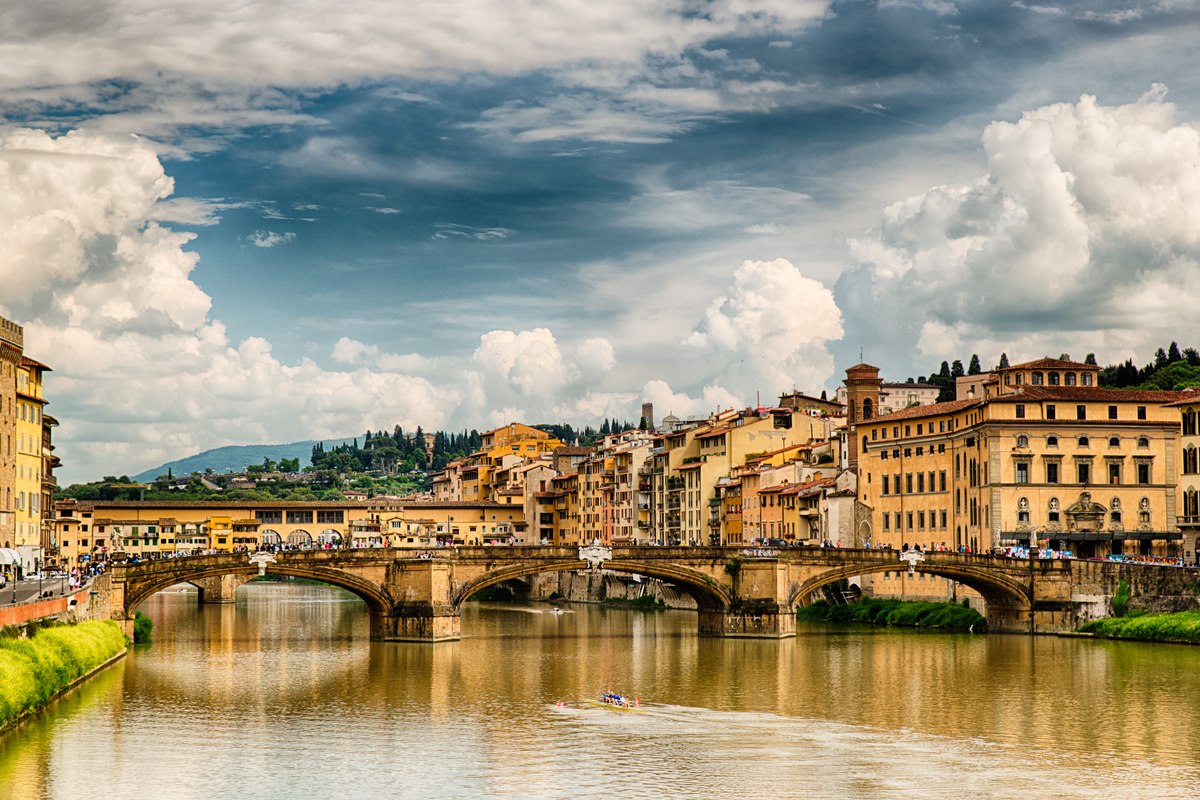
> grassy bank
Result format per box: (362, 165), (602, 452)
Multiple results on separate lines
(798, 597), (987, 632)
(0, 620), (127, 732)
(1079, 611), (1200, 644)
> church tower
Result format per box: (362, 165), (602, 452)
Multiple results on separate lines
(844, 363), (882, 472)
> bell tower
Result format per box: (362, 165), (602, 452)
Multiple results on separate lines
(844, 363), (882, 471)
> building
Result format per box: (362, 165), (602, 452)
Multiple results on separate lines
(1, 317), (57, 578)
(1170, 391), (1200, 565)
(855, 357), (1187, 566)
(53, 499), (529, 564)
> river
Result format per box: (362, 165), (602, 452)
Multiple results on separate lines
(3, 582), (1200, 799)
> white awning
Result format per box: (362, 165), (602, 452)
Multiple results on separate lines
(0, 548), (23, 565)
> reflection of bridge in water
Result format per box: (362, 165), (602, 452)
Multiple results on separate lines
(91, 546), (1200, 641)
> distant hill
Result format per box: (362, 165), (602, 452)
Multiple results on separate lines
(132, 439), (355, 483)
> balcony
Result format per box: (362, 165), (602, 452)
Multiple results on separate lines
(1179, 515), (1200, 528)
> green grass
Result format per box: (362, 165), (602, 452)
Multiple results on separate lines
(798, 597), (986, 632)
(1079, 610), (1200, 644)
(0, 620), (126, 731)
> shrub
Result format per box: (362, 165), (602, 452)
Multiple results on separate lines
(0, 620), (126, 730)
(797, 597), (985, 632)
(1080, 610), (1200, 644)
(133, 612), (153, 644)
(1112, 579), (1130, 617)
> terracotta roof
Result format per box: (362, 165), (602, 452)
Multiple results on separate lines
(696, 427), (730, 439)
(998, 386), (1187, 404)
(678, 461), (703, 470)
(860, 398), (981, 423)
(779, 477), (836, 496)
(1007, 357), (1098, 371)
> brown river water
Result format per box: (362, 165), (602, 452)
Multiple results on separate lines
(3, 582), (1200, 799)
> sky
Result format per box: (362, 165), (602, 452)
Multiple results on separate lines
(2, 0), (1200, 483)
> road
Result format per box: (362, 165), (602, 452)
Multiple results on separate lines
(0, 575), (73, 607)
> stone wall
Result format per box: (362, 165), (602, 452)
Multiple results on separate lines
(527, 570), (697, 609)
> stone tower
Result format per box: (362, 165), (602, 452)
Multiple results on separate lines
(843, 363), (882, 472)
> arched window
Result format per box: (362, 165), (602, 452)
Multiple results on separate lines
(1081, 373), (1093, 386)
(1078, 436), (1089, 447)
(862, 398), (873, 420)
(1185, 410), (1198, 437)
(862, 435), (869, 454)
(1137, 437), (1149, 449)
(1046, 435), (1058, 447)
(1016, 434), (1029, 448)
(1185, 446), (1198, 475)
(1065, 372), (1077, 386)
(1048, 371), (1060, 386)
(1031, 371), (1044, 385)
(1108, 436), (1120, 448)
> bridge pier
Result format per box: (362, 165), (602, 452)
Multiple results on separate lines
(372, 604), (461, 642)
(193, 574), (249, 604)
(699, 604), (797, 639)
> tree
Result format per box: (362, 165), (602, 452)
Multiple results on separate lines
(951, 359), (965, 378)
(1169, 341), (1182, 363)
(967, 354), (981, 375)
(820, 389), (828, 400)
(998, 352), (1010, 369)
(1155, 347), (1169, 369)
(638, 416), (648, 430)
(1084, 353), (1097, 366)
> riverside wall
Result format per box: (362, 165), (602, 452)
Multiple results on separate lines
(0, 587), (93, 630)
(527, 571), (698, 609)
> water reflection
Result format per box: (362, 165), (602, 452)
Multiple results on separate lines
(2, 583), (1200, 799)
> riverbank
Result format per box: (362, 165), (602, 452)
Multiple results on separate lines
(1079, 610), (1200, 644)
(0, 619), (127, 734)
(798, 597), (987, 632)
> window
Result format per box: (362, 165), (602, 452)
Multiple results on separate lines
(1078, 436), (1089, 447)
(917, 424), (923, 435)
(883, 514), (890, 531)
(906, 512), (914, 530)
(1077, 405), (1087, 420)
(1137, 437), (1149, 449)
(1047, 435), (1058, 447)
(1046, 462), (1059, 484)
(1016, 404), (1025, 419)
(1137, 462), (1151, 484)
(1082, 373), (1093, 386)
(918, 511), (926, 529)
(1108, 462), (1121, 485)
(1032, 371), (1044, 385)
(917, 473), (925, 492)
(1108, 405), (1118, 420)
(1077, 462), (1091, 484)
(317, 510), (344, 524)
(1137, 406), (1146, 420)
(906, 474), (913, 493)
(1017, 434), (1029, 448)
(1046, 405), (1056, 420)
(939, 471), (946, 492)
(1065, 372), (1076, 386)
(882, 476), (890, 495)
(1109, 436), (1120, 448)
(1048, 371), (1060, 386)
(1016, 462), (1029, 484)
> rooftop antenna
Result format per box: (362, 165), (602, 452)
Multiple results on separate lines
(860, 346), (864, 362)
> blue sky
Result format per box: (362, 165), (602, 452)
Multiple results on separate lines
(2, 0), (1199, 482)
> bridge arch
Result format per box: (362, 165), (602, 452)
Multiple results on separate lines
(451, 559), (733, 612)
(787, 560), (1031, 617)
(121, 562), (393, 618)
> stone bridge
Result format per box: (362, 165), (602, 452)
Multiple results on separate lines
(88, 546), (1200, 641)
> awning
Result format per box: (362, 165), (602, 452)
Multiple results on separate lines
(0, 548), (23, 565)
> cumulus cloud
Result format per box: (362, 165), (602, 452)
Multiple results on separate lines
(835, 87), (1200, 370)
(685, 258), (844, 399)
(0, 128), (639, 481)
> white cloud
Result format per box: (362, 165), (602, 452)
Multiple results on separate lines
(685, 258), (844, 399)
(246, 230), (296, 248)
(836, 87), (1200, 371)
